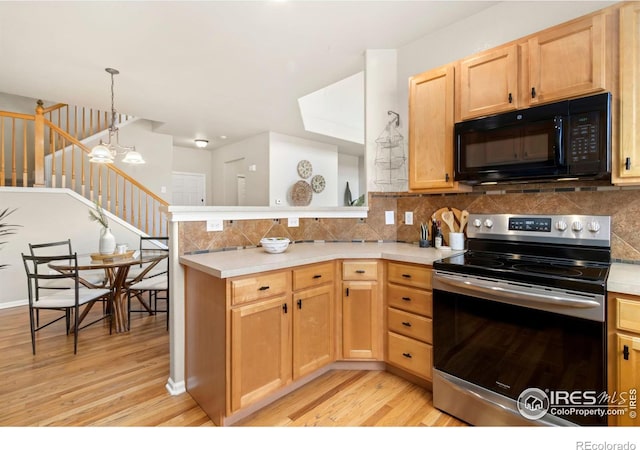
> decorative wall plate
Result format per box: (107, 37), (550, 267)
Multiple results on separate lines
(311, 174), (326, 193)
(297, 160), (313, 179)
(291, 180), (313, 206)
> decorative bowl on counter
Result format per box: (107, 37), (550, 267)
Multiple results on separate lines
(259, 237), (290, 254)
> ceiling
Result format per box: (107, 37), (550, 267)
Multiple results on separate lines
(0, 1), (497, 156)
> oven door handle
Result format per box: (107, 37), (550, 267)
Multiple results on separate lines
(434, 274), (601, 310)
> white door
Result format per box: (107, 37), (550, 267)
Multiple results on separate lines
(172, 172), (206, 206)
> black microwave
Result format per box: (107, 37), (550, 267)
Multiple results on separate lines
(454, 92), (611, 185)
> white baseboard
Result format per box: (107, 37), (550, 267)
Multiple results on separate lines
(0, 299), (27, 309)
(166, 377), (186, 395)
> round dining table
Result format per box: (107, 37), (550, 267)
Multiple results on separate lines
(48, 250), (168, 333)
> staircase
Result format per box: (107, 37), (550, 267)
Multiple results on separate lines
(0, 100), (169, 236)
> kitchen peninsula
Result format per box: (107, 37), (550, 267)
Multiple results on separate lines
(179, 241), (461, 425)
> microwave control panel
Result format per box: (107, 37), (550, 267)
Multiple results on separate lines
(568, 112), (600, 163)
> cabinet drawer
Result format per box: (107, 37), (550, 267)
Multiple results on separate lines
(387, 307), (432, 344)
(387, 262), (431, 290)
(387, 284), (432, 317)
(293, 262), (334, 291)
(230, 271), (289, 305)
(617, 297), (640, 334)
(387, 332), (432, 380)
(342, 260), (378, 281)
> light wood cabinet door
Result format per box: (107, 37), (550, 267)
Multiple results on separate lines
(292, 284), (334, 379)
(457, 45), (519, 121)
(342, 280), (382, 360)
(527, 13), (606, 105)
(615, 2), (640, 183)
(408, 64), (458, 191)
(616, 333), (640, 426)
(230, 295), (291, 412)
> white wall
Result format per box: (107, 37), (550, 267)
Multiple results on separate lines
(269, 132), (338, 207)
(211, 132), (270, 206)
(171, 145), (213, 205)
(395, 1), (617, 140)
(338, 153), (361, 206)
(0, 188), (142, 307)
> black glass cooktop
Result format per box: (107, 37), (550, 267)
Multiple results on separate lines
(434, 250), (610, 294)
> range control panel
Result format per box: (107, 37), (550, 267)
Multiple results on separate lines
(467, 214), (611, 247)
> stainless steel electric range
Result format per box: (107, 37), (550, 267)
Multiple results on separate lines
(432, 213), (611, 426)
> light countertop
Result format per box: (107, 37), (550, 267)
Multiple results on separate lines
(608, 263), (640, 296)
(179, 241), (462, 278)
(179, 242), (640, 296)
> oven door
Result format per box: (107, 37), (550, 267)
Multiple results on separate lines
(432, 274), (606, 426)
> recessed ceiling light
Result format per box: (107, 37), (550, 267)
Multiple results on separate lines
(219, 135), (228, 140)
(194, 139), (209, 148)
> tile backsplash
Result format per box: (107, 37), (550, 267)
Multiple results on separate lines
(178, 181), (640, 263)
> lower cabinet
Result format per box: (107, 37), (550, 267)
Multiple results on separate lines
(609, 292), (640, 426)
(385, 261), (434, 382)
(229, 262), (335, 413)
(230, 294), (291, 412)
(341, 260), (383, 360)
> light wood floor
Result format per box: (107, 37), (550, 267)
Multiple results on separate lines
(0, 303), (465, 427)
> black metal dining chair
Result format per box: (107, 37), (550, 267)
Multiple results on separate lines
(22, 253), (113, 354)
(127, 236), (169, 330)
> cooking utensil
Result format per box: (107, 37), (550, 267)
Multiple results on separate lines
(431, 207), (462, 245)
(459, 210), (469, 234)
(441, 211), (456, 235)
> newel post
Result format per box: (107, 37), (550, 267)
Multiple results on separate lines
(33, 100), (45, 187)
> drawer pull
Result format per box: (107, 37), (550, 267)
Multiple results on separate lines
(402, 273), (411, 278)
(402, 297), (411, 302)
(402, 352), (413, 359)
(258, 286), (270, 291)
(355, 270), (366, 274)
(312, 274), (322, 279)
(401, 321), (412, 327)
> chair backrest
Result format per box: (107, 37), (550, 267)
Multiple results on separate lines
(140, 236), (168, 251)
(29, 239), (73, 256)
(22, 253), (80, 305)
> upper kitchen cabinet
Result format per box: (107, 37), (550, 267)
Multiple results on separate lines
(456, 45), (519, 121)
(614, 2), (640, 184)
(408, 64), (470, 192)
(526, 13), (609, 106)
(456, 12), (611, 122)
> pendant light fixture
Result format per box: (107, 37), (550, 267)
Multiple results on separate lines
(89, 68), (145, 164)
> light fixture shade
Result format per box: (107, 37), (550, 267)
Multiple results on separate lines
(121, 149), (146, 164)
(195, 139), (209, 148)
(89, 143), (115, 163)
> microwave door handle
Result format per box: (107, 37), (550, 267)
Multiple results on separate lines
(554, 115), (565, 166)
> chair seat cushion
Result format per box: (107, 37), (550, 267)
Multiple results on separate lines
(33, 287), (111, 309)
(128, 277), (167, 291)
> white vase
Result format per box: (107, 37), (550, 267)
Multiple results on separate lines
(99, 227), (116, 255)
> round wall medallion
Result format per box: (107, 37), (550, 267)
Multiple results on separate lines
(297, 160), (313, 179)
(291, 180), (313, 206)
(311, 174), (326, 193)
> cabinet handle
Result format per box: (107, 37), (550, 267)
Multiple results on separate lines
(355, 270), (366, 274)
(297, 299), (302, 309)
(626, 157), (632, 171)
(401, 321), (412, 327)
(312, 274), (322, 279)
(624, 345), (630, 361)
(346, 288), (350, 297)
(402, 352), (413, 359)
(508, 92), (513, 103)
(258, 286), (270, 291)
(402, 296), (411, 302)
(531, 87), (536, 98)
(282, 303), (288, 314)
(402, 274), (411, 278)
(445, 173), (450, 182)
